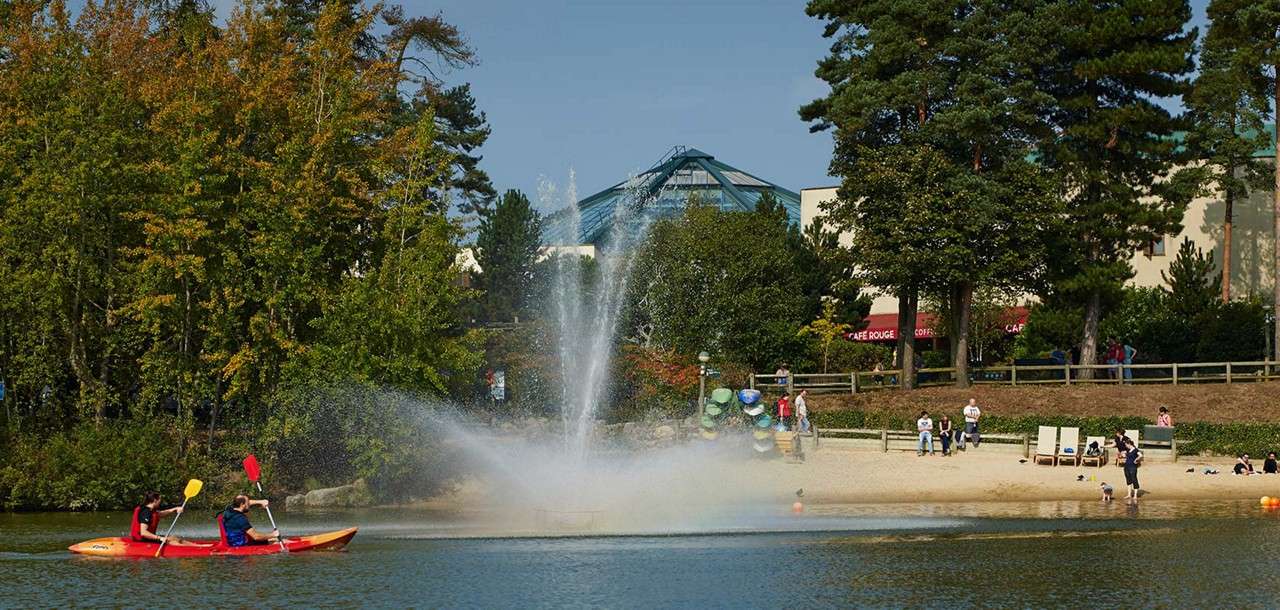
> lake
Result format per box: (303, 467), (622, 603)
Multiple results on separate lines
(4, 501), (1278, 608)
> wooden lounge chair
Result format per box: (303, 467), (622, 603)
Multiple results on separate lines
(1034, 426), (1057, 466)
(1057, 427), (1081, 466)
(1081, 435), (1107, 467)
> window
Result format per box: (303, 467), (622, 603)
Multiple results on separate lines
(1143, 237), (1166, 258)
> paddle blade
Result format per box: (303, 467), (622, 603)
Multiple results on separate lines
(242, 454), (261, 482)
(183, 479), (203, 499)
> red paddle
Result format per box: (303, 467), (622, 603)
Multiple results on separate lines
(242, 454), (287, 552)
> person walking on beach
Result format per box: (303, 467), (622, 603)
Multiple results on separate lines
(938, 414), (954, 456)
(795, 389), (810, 433)
(962, 398), (981, 447)
(1123, 440), (1142, 501)
(916, 410), (935, 456)
(1156, 406), (1172, 427)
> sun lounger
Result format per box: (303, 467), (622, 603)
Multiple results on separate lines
(1080, 435), (1107, 467)
(1034, 426), (1057, 466)
(1057, 427), (1081, 466)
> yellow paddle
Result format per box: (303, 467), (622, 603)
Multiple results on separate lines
(155, 479), (203, 558)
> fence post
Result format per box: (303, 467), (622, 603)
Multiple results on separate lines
(1226, 362), (1233, 384)
(1022, 433), (1029, 458)
(749, 374), (755, 390)
(1172, 363), (1178, 385)
(1064, 363), (1071, 386)
(881, 429), (888, 452)
(851, 372), (857, 395)
(1171, 438), (1178, 463)
(787, 374), (794, 397)
(1011, 364), (1018, 386)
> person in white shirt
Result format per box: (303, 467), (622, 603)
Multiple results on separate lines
(795, 389), (810, 433)
(916, 410), (934, 456)
(962, 398), (982, 447)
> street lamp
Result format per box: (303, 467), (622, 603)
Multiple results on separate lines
(697, 351), (710, 419)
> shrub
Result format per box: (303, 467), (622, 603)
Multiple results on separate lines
(1195, 300), (1267, 362)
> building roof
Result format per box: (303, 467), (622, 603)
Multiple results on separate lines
(541, 146), (802, 246)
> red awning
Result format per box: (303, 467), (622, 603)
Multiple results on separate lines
(847, 307), (1029, 343)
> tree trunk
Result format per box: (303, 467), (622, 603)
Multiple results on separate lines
(1223, 188), (1233, 303)
(898, 288), (918, 390)
(953, 281), (972, 388)
(1274, 69), (1280, 361)
(1079, 289), (1102, 380)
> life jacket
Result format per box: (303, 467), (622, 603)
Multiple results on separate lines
(216, 512), (231, 547)
(129, 506), (154, 542)
(220, 509), (249, 547)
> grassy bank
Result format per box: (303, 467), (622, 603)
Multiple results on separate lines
(810, 408), (1280, 458)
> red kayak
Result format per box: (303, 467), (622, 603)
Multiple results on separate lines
(68, 527), (357, 558)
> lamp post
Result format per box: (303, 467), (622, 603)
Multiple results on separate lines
(697, 351), (710, 419)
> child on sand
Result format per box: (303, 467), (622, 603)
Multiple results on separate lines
(1100, 482), (1113, 502)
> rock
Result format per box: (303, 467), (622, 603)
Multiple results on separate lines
(653, 425), (675, 439)
(285, 479), (372, 510)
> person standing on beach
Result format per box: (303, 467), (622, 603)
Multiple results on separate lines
(916, 411), (934, 456)
(1123, 440), (1142, 501)
(776, 393), (793, 431)
(795, 389), (810, 433)
(962, 398), (981, 447)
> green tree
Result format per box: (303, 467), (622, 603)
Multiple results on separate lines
(1034, 0), (1201, 377)
(628, 202), (814, 370)
(798, 301), (854, 373)
(802, 0), (1059, 387)
(473, 190), (544, 323)
(1196, 0), (1280, 355)
(1162, 237), (1222, 321)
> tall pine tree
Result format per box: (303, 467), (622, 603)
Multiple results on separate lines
(473, 190), (543, 324)
(1035, 0), (1201, 377)
(1196, 0), (1280, 355)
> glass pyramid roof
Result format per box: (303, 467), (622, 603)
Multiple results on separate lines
(541, 147), (802, 246)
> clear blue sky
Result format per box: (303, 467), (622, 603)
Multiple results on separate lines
(76, 0), (1212, 212)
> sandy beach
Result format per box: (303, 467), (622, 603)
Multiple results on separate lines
(756, 446), (1280, 504)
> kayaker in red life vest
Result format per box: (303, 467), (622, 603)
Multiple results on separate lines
(220, 494), (279, 547)
(130, 491), (203, 546)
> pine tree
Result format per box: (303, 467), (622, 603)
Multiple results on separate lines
(473, 190), (544, 323)
(1162, 237), (1223, 321)
(1034, 0), (1201, 377)
(802, 0), (1058, 387)
(1196, 0), (1280, 355)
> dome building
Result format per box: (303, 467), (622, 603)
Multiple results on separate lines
(541, 146), (801, 248)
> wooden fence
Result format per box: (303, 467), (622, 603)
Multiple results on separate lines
(750, 360), (1280, 394)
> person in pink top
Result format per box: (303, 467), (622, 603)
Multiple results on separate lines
(1156, 406), (1172, 427)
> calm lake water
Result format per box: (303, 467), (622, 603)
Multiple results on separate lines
(4, 501), (1280, 608)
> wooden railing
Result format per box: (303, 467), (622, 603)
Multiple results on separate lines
(749, 360), (1280, 394)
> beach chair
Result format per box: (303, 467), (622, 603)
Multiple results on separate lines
(1057, 427), (1081, 466)
(1081, 435), (1107, 467)
(1034, 426), (1057, 466)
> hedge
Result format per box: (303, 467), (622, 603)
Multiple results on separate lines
(810, 409), (1280, 458)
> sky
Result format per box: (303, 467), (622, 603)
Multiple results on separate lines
(71, 0), (1213, 212)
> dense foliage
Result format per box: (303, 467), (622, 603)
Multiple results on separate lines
(0, 0), (485, 508)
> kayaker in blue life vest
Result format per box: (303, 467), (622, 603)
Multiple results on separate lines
(219, 494), (279, 547)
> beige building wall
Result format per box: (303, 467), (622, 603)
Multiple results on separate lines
(800, 180), (1277, 316)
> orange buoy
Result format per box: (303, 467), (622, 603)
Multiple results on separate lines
(1263, 496), (1272, 507)
(1270, 498), (1280, 508)
(792, 501), (804, 514)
